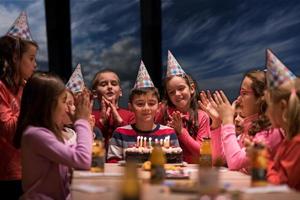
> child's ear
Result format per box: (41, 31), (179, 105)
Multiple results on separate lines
(119, 88), (123, 97)
(280, 99), (288, 110)
(128, 103), (133, 111)
(190, 83), (195, 95)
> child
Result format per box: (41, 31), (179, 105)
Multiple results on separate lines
(234, 102), (244, 137)
(0, 11), (38, 199)
(65, 65), (103, 143)
(210, 69), (284, 172)
(13, 72), (93, 199)
(155, 51), (210, 164)
(264, 49), (300, 190)
(107, 61), (179, 162)
(92, 69), (135, 149)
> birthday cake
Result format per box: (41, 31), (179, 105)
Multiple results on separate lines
(124, 136), (183, 163)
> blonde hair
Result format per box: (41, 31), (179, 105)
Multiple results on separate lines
(269, 78), (300, 140)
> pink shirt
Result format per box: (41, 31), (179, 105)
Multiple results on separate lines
(211, 114), (284, 172)
(0, 80), (22, 180)
(21, 119), (92, 200)
(155, 106), (211, 163)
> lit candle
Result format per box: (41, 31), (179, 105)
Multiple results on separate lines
(139, 136), (143, 147)
(137, 136), (140, 147)
(165, 136), (170, 148)
(143, 137), (147, 147)
(149, 137), (152, 147)
(160, 139), (163, 146)
(155, 138), (159, 145)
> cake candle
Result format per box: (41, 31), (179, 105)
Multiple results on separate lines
(143, 137), (147, 147)
(137, 136), (140, 147)
(149, 137), (152, 147)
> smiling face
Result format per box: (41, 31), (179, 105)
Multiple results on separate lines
(129, 91), (159, 125)
(166, 76), (195, 112)
(94, 71), (122, 104)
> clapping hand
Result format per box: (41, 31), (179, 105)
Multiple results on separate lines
(213, 90), (235, 125)
(198, 90), (221, 129)
(167, 111), (183, 136)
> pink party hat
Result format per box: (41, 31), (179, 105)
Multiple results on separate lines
(6, 11), (33, 41)
(166, 50), (186, 77)
(66, 64), (85, 93)
(134, 61), (155, 89)
(266, 49), (296, 89)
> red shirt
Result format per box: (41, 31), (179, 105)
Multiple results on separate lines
(0, 80), (22, 180)
(155, 105), (211, 163)
(267, 134), (300, 191)
(92, 108), (135, 149)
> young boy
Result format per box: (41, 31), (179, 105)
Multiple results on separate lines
(107, 61), (179, 162)
(92, 69), (135, 149)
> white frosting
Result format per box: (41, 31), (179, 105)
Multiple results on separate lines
(125, 146), (182, 154)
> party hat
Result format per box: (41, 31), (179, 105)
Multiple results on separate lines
(133, 61), (155, 89)
(66, 64), (85, 93)
(6, 11), (33, 41)
(166, 50), (186, 77)
(266, 49), (296, 89)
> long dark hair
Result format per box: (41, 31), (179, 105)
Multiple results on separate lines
(162, 74), (200, 137)
(0, 35), (38, 94)
(14, 72), (65, 148)
(245, 70), (271, 136)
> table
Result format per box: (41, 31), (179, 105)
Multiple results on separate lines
(71, 163), (300, 200)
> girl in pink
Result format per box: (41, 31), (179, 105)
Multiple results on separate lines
(13, 72), (93, 199)
(0, 12), (38, 198)
(155, 51), (210, 163)
(264, 49), (300, 190)
(201, 70), (284, 172)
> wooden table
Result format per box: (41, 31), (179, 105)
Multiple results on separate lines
(71, 163), (300, 200)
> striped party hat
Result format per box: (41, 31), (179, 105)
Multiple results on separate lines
(266, 49), (296, 89)
(166, 50), (186, 77)
(134, 61), (155, 89)
(6, 11), (33, 41)
(66, 64), (85, 93)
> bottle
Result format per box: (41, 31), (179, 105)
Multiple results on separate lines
(90, 140), (105, 172)
(198, 137), (219, 197)
(149, 144), (166, 184)
(250, 143), (268, 187)
(120, 162), (140, 200)
(199, 137), (212, 167)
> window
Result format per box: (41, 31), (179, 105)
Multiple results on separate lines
(0, 0), (48, 71)
(162, 0), (300, 100)
(70, 0), (141, 107)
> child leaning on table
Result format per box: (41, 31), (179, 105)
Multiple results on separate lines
(13, 72), (93, 200)
(264, 49), (300, 191)
(107, 61), (180, 163)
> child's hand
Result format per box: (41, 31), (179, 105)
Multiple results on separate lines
(213, 90), (234, 125)
(168, 111), (183, 136)
(99, 97), (111, 125)
(89, 114), (96, 129)
(75, 89), (92, 121)
(198, 90), (221, 129)
(107, 101), (124, 125)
